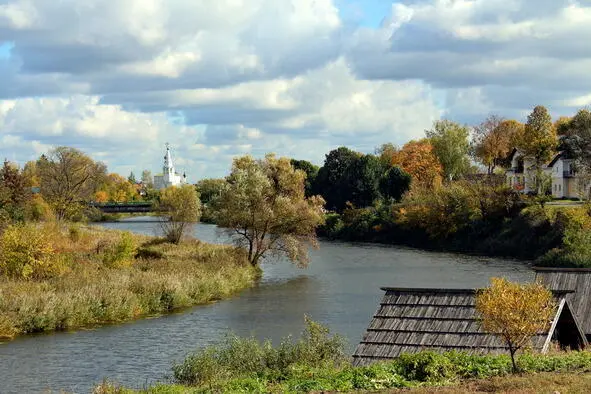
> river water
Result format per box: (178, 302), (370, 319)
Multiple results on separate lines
(0, 218), (533, 393)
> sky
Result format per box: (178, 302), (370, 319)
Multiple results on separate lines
(1, 0), (591, 181)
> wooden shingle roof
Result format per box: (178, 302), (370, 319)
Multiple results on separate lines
(352, 287), (586, 367)
(535, 267), (591, 337)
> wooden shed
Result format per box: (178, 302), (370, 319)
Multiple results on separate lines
(352, 287), (587, 367)
(535, 267), (591, 341)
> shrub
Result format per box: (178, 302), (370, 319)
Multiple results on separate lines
(172, 317), (348, 386)
(0, 223), (65, 280)
(538, 208), (591, 267)
(102, 232), (137, 268)
(395, 351), (456, 382)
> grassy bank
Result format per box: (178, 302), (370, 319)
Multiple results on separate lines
(0, 223), (257, 340)
(95, 320), (591, 393)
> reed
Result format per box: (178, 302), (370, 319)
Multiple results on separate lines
(0, 223), (256, 339)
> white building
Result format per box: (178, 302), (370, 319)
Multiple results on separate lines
(506, 149), (590, 199)
(153, 144), (187, 190)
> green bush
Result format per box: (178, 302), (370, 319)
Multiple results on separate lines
(318, 213), (344, 239)
(102, 232), (137, 268)
(172, 317), (348, 387)
(395, 351), (456, 383)
(537, 208), (591, 267)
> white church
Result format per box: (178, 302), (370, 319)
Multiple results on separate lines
(153, 144), (188, 190)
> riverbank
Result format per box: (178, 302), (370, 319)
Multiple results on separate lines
(96, 372), (591, 393)
(320, 204), (591, 267)
(0, 223), (257, 340)
(94, 332), (591, 394)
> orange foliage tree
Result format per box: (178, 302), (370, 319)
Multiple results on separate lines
(391, 139), (443, 189)
(473, 117), (524, 174)
(94, 191), (109, 203)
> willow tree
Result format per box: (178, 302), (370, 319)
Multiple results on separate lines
(215, 154), (325, 267)
(476, 278), (555, 373)
(157, 185), (201, 244)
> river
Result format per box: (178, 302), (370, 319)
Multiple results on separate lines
(0, 218), (533, 393)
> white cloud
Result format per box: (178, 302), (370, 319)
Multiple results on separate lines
(1, 0), (590, 180)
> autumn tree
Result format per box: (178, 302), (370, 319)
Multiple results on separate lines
(157, 185), (201, 244)
(21, 160), (40, 188)
(473, 117), (524, 174)
(517, 106), (557, 192)
(426, 120), (471, 181)
(0, 160), (30, 223)
(96, 173), (138, 202)
(476, 278), (556, 373)
(375, 143), (398, 168)
(214, 154), (325, 267)
(94, 190), (109, 203)
(391, 140), (443, 189)
(37, 147), (107, 220)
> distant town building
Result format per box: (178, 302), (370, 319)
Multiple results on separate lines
(506, 148), (591, 199)
(153, 144), (187, 190)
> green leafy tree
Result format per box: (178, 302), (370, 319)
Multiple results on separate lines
(379, 166), (412, 202)
(215, 154), (325, 267)
(349, 154), (383, 208)
(517, 106), (557, 193)
(290, 159), (319, 197)
(314, 147), (361, 212)
(426, 120), (471, 181)
(559, 109), (591, 193)
(476, 278), (556, 373)
(37, 147), (107, 220)
(128, 171), (137, 184)
(157, 185), (201, 244)
(195, 178), (227, 223)
(195, 178), (227, 206)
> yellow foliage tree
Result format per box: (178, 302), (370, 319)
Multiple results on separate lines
(94, 190), (109, 203)
(476, 278), (556, 372)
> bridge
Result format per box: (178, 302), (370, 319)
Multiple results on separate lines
(90, 202), (155, 213)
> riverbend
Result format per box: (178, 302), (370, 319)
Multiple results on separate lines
(0, 218), (533, 393)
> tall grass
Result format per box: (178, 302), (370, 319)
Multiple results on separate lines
(0, 224), (256, 339)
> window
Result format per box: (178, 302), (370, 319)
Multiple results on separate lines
(559, 184), (562, 192)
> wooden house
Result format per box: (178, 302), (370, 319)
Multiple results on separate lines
(352, 287), (587, 367)
(535, 267), (591, 342)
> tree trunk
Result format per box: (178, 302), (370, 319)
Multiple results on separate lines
(509, 346), (518, 373)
